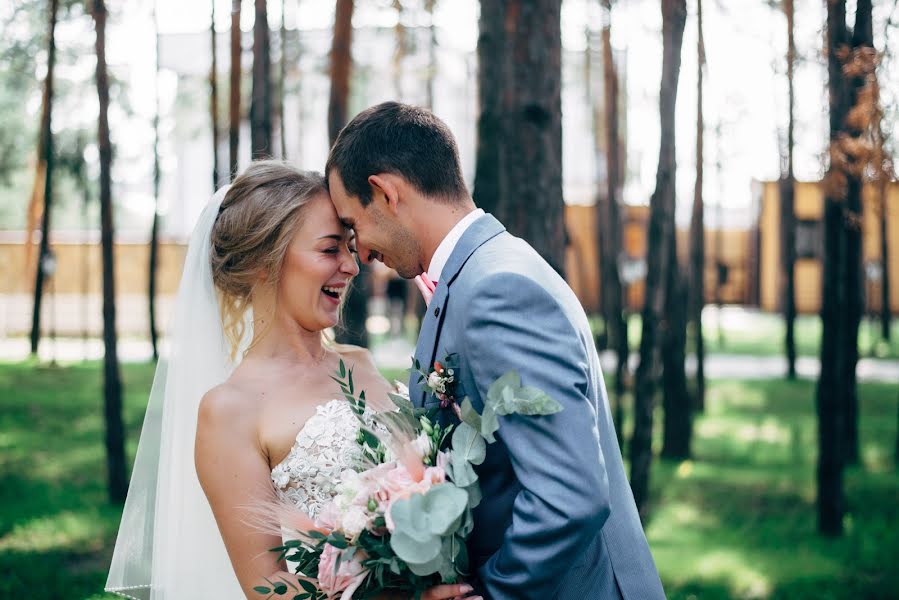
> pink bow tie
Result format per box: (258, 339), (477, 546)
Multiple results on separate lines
(414, 275), (437, 306)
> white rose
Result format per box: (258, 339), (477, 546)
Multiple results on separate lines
(410, 432), (434, 461)
(427, 372), (441, 390)
(342, 506), (370, 540)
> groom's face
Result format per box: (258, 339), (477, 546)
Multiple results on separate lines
(328, 171), (424, 279)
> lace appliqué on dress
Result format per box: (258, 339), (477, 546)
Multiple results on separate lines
(270, 399), (373, 519)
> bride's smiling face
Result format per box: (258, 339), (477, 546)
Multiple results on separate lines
(275, 192), (359, 331)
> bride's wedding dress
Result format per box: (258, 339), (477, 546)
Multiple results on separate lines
(106, 188), (365, 599)
(270, 399), (370, 517)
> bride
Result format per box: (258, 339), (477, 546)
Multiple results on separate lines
(105, 161), (478, 600)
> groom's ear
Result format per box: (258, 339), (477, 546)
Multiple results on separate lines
(367, 174), (401, 216)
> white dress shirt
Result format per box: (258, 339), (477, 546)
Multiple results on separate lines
(426, 208), (485, 283)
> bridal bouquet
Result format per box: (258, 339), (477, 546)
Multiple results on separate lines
(255, 360), (562, 600)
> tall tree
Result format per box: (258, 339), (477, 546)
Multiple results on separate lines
(780, 0), (798, 378)
(92, 0), (127, 504)
(392, 0), (406, 100)
(250, 0), (272, 157)
(211, 0), (221, 185)
(630, 0), (687, 513)
(472, 0), (504, 220)
(473, 0), (566, 277)
(599, 0), (628, 435)
(328, 0), (367, 346)
(229, 0), (241, 179)
(688, 0), (706, 409)
(28, 0), (59, 356)
(149, 3), (162, 361)
(328, 0), (354, 145)
(818, 0), (874, 534)
(278, 0), (287, 158)
(425, 0), (437, 109)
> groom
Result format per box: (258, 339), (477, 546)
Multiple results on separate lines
(326, 102), (664, 600)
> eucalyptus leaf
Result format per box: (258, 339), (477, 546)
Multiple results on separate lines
(450, 453), (479, 488)
(389, 484), (468, 541)
(459, 397), (482, 432)
(388, 391), (415, 414)
(485, 370), (563, 417)
(389, 530), (442, 565)
(451, 422), (486, 465)
(480, 404), (499, 443)
(464, 480), (482, 509)
(485, 371), (521, 405)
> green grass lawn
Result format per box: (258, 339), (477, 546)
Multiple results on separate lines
(0, 361), (896, 599)
(591, 312), (899, 360)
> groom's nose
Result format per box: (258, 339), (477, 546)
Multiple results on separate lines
(356, 239), (376, 264)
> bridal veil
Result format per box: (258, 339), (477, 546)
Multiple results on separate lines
(106, 187), (248, 598)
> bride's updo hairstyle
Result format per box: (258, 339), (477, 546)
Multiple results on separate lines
(210, 160), (327, 357)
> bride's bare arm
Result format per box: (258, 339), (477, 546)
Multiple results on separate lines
(196, 385), (293, 599)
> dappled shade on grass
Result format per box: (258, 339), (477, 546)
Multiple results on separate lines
(0, 362), (896, 599)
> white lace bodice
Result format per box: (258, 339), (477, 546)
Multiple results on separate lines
(270, 399), (369, 518)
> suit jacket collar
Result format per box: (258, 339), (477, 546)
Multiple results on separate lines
(437, 213), (506, 289)
(410, 214), (506, 406)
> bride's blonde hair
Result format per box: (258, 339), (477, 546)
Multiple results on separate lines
(210, 160), (328, 358)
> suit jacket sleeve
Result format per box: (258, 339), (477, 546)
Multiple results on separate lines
(460, 272), (612, 600)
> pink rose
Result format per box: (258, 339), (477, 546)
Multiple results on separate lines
(317, 544), (368, 598)
(315, 502), (342, 531)
(383, 465), (446, 531)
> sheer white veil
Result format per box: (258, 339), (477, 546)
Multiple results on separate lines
(106, 186), (249, 599)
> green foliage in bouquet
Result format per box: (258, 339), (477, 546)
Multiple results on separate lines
(389, 484), (470, 579)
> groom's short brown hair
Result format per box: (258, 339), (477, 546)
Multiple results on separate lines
(325, 102), (468, 206)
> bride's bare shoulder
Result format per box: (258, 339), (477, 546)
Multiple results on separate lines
(198, 380), (257, 434)
(334, 343), (375, 367)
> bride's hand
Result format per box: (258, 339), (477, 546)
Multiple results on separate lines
(420, 583), (481, 600)
(373, 583), (480, 600)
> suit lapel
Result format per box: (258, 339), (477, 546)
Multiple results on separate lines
(409, 214), (506, 407)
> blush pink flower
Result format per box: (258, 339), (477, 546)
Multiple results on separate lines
(317, 544), (368, 599)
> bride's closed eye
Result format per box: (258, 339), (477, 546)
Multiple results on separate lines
(323, 243), (357, 255)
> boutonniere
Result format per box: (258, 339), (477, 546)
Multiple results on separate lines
(414, 353), (461, 415)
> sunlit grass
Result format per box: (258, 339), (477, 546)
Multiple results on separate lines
(592, 312), (899, 360)
(1, 361), (897, 599)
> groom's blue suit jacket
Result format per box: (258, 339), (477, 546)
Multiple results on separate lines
(409, 214), (665, 600)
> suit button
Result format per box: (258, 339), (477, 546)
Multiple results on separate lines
(434, 307), (440, 317)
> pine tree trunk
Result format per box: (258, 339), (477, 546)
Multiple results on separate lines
(473, 0), (565, 277)
(250, 0), (272, 157)
(689, 0), (705, 411)
(844, 0), (874, 467)
(661, 268), (691, 459)
(630, 0), (687, 516)
(279, 0), (287, 159)
(328, 0), (354, 145)
(393, 0), (406, 100)
(149, 9), (162, 362)
(211, 0), (221, 186)
(818, 0), (873, 534)
(505, 0), (565, 277)
(425, 0), (437, 109)
(328, 0), (365, 346)
(29, 0), (59, 356)
(93, 0), (127, 504)
(229, 0), (241, 179)
(781, 0), (798, 379)
(600, 0), (628, 435)
(472, 0), (505, 217)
